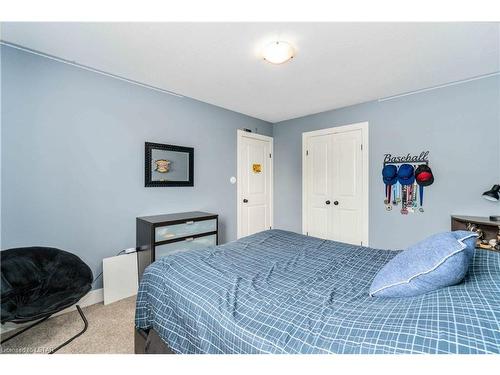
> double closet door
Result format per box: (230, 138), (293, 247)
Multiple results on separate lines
(303, 123), (368, 246)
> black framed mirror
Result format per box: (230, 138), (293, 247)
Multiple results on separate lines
(145, 142), (194, 187)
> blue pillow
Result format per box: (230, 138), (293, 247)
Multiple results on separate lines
(369, 231), (478, 298)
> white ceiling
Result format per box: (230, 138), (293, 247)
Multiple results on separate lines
(2, 22), (499, 123)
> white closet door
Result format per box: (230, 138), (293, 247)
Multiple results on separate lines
(303, 124), (367, 246)
(331, 129), (363, 245)
(305, 134), (334, 240)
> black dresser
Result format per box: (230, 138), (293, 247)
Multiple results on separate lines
(136, 211), (218, 277)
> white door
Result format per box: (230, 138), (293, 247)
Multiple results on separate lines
(237, 130), (273, 238)
(303, 123), (368, 246)
(305, 133), (334, 239)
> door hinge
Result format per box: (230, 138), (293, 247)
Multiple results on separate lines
(306, 231), (309, 236)
(306, 150), (309, 156)
(269, 153), (272, 158)
(269, 226), (272, 230)
(360, 144), (363, 151)
(361, 241), (363, 246)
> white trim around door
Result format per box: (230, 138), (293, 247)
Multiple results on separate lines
(237, 130), (274, 239)
(302, 122), (369, 246)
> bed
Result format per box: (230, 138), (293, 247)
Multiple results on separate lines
(135, 229), (500, 354)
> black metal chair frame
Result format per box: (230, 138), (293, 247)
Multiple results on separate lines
(1, 305), (89, 354)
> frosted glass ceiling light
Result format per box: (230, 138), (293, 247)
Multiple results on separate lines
(262, 41), (295, 64)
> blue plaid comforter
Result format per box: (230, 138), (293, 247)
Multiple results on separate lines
(135, 230), (500, 354)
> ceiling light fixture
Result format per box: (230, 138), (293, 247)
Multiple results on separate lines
(261, 41), (295, 64)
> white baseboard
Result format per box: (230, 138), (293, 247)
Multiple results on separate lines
(54, 288), (104, 316)
(0, 288), (104, 335)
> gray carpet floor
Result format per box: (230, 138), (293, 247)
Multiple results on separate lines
(0, 296), (136, 354)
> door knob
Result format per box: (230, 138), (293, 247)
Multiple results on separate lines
(243, 199), (248, 203)
(333, 201), (339, 206)
(325, 200), (331, 205)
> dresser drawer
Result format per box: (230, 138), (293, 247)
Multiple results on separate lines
(155, 219), (217, 242)
(155, 234), (217, 259)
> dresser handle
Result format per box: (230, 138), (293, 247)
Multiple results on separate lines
(186, 221), (194, 225)
(185, 237), (194, 242)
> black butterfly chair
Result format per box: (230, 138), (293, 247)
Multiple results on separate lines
(1, 247), (93, 354)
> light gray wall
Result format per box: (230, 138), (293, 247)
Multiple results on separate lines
(273, 76), (500, 250)
(2, 43), (500, 287)
(1, 46), (272, 288)
(0, 45), (3, 249)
